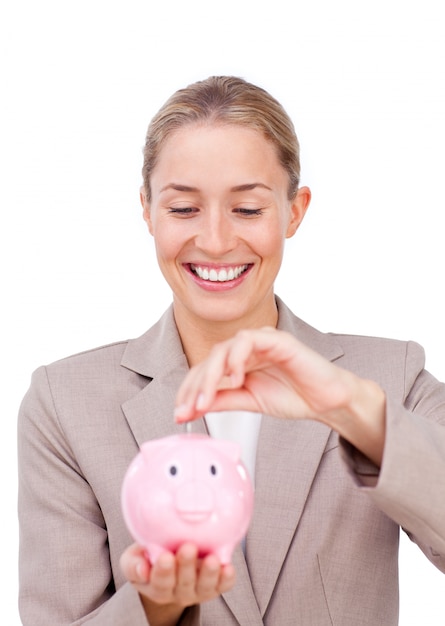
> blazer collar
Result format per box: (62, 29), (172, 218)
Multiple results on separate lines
(121, 296), (344, 379)
(121, 306), (187, 380)
(120, 298), (344, 623)
(275, 295), (344, 362)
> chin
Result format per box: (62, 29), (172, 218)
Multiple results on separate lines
(190, 303), (249, 325)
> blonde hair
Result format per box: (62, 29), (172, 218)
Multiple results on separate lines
(142, 76), (300, 201)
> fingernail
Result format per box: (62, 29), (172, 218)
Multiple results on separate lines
(136, 562), (144, 580)
(174, 404), (189, 422)
(196, 393), (206, 411)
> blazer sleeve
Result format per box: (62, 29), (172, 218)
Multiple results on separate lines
(17, 366), (200, 626)
(340, 340), (445, 573)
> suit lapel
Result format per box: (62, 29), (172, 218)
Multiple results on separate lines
(219, 546), (264, 624)
(121, 368), (201, 445)
(241, 297), (345, 617)
(246, 417), (331, 616)
(120, 306), (197, 444)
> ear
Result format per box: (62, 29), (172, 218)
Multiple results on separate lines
(286, 186), (311, 238)
(140, 186), (154, 235)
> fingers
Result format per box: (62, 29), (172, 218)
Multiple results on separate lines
(174, 325), (351, 424)
(190, 551), (236, 602)
(174, 330), (256, 421)
(172, 543), (199, 600)
(174, 341), (234, 422)
(197, 557), (236, 598)
(120, 542), (151, 584)
(171, 545), (236, 603)
(121, 543), (236, 607)
(146, 552), (177, 604)
(174, 327), (286, 422)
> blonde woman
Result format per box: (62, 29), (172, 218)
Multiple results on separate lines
(19, 76), (445, 626)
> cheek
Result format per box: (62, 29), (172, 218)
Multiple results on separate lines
(154, 235), (175, 261)
(255, 223), (286, 256)
(152, 224), (192, 268)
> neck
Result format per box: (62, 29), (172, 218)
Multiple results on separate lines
(174, 298), (279, 367)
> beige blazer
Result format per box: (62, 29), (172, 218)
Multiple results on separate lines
(18, 298), (445, 625)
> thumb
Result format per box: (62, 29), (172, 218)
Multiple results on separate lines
(120, 543), (151, 584)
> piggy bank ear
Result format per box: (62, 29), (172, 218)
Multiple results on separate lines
(209, 439), (241, 463)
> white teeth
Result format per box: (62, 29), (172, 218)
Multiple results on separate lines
(191, 264), (248, 282)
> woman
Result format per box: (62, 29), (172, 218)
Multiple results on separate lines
(18, 76), (445, 625)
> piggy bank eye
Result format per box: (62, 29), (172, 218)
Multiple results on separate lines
(165, 461), (182, 478)
(210, 464), (218, 476)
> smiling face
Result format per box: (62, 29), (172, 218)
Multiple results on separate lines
(142, 123), (310, 338)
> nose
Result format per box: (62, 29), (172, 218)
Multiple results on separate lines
(194, 209), (236, 256)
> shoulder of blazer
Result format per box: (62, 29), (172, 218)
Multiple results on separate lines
(40, 305), (186, 395)
(275, 295), (425, 399)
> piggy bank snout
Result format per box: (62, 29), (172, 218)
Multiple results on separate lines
(175, 481), (214, 523)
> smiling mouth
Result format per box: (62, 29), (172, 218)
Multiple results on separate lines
(189, 264), (251, 282)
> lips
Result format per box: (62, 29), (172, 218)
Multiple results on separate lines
(190, 264), (250, 282)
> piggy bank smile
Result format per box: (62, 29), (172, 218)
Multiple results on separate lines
(175, 481), (214, 523)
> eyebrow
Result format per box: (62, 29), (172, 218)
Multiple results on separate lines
(160, 182), (272, 193)
(160, 183), (199, 193)
(230, 182), (272, 192)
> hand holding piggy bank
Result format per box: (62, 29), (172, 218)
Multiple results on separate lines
(121, 433), (254, 564)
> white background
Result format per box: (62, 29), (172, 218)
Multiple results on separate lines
(2, 0), (444, 623)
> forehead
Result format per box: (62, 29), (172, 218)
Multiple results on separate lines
(162, 122), (275, 154)
(151, 123), (287, 189)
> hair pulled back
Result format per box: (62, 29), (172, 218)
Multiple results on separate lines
(142, 76), (300, 201)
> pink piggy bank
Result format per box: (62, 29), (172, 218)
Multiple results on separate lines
(121, 433), (254, 564)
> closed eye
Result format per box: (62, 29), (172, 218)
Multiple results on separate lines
(167, 207), (199, 215)
(233, 208), (263, 216)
